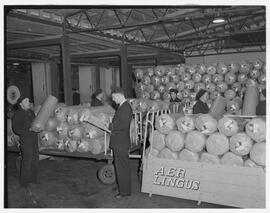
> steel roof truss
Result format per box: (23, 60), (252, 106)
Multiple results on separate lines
(84, 11), (95, 28)
(139, 29), (147, 42)
(114, 9), (123, 26)
(124, 9), (133, 25)
(95, 9), (106, 28)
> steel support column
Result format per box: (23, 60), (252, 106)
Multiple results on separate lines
(50, 61), (59, 99)
(120, 45), (132, 98)
(95, 64), (101, 89)
(60, 35), (72, 105)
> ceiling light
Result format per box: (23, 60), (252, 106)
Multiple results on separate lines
(213, 17), (225, 24)
(12, 62), (20, 66)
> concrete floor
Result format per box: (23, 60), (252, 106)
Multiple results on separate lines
(6, 151), (232, 208)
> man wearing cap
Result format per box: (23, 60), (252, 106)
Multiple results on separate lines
(91, 88), (104, 106)
(109, 87), (133, 198)
(169, 88), (181, 103)
(12, 95), (39, 205)
(169, 88), (182, 113)
(256, 89), (266, 115)
(192, 89), (209, 114)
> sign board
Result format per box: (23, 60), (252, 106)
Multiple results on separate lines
(141, 156), (265, 208)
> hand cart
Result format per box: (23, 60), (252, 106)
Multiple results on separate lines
(8, 111), (144, 185)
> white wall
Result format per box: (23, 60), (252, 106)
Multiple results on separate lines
(79, 66), (95, 103)
(186, 52), (266, 65)
(100, 67), (113, 96)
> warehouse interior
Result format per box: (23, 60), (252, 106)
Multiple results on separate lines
(5, 5), (266, 209)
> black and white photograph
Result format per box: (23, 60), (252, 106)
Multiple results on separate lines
(2, 0), (268, 211)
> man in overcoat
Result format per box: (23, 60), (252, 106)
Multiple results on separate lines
(12, 96), (39, 188)
(109, 87), (133, 198)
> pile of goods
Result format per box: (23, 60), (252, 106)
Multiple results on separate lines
(37, 103), (125, 155)
(146, 113), (266, 170)
(128, 98), (170, 112)
(133, 60), (266, 114)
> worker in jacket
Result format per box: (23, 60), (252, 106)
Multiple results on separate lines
(12, 95), (39, 188)
(192, 89), (209, 114)
(169, 88), (182, 113)
(109, 87), (133, 198)
(91, 88), (104, 106)
(256, 88), (266, 115)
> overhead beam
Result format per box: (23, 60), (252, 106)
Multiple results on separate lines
(154, 11), (265, 42)
(62, 7), (264, 33)
(70, 49), (121, 58)
(7, 10), (183, 54)
(7, 35), (62, 49)
(186, 48), (266, 57)
(142, 29), (265, 44)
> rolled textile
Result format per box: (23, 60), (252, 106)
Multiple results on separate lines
(158, 147), (178, 160)
(31, 95), (58, 132)
(209, 96), (226, 120)
(200, 152), (220, 164)
(221, 152), (244, 167)
(178, 149), (199, 162)
(242, 86), (259, 115)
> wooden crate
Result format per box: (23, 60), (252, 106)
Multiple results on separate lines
(141, 156), (265, 208)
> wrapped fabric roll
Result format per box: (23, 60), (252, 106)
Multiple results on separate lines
(242, 86), (259, 115)
(89, 136), (110, 155)
(149, 130), (166, 151)
(195, 114), (218, 135)
(178, 149), (199, 162)
(165, 130), (185, 152)
(206, 132), (229, 155)
(245, 118), (266, 143)
(39, 131), (58, 148)
(31, 95), (58, 132)
(209, 96), (226, 120)
(155, 114), (175, 135)
(250, 142), (266, 166)
(158, 147), (178, 160)
(200, 152), (220, 164)
(64, 137), (78, 153)
(229, 132), (253, 156)
(45, 117), (58, 131)
(217, 117), (239, 136)
(185, 130), (206, 153)
(176, 115), (195, 133)
(77, 139), (92, 153)
(221, 152), (244, 167)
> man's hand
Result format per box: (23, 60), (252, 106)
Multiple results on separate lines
(108, 123), (113, 131)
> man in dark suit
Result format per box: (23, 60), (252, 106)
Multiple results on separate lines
(109, 87), (133, 198)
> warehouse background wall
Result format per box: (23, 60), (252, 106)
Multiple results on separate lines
(78, 66), (96, 104)
(186, 52), (266, 64)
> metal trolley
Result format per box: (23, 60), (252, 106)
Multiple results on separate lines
(8, 111), (144, 185)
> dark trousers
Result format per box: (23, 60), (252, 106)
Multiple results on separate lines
(20, 141), (38, 187)
(113, 148), (131, 195)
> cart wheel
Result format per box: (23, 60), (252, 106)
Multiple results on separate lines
(15, 156), (22, 172)
(97, 164), (115, 185)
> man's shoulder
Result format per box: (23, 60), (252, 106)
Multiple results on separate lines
(120, 101), (132, 112)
